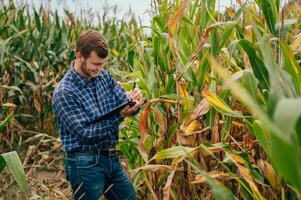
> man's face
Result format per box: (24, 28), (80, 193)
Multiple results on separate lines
(79, 51), (108, 78)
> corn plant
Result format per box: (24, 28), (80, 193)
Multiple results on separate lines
(0, 112), (29, 194)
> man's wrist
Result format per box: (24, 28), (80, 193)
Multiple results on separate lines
(120, 110), (127, 118)
(120, 108), (139, 118)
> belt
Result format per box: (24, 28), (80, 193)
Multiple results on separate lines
(66, 148), (121, 157)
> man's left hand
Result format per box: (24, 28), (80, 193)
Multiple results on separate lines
(120, 88), (144, 117)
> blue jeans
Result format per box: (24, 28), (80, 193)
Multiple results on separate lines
(64, 152), (137, 200)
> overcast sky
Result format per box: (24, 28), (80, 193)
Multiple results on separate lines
(29, 0), (234, 25)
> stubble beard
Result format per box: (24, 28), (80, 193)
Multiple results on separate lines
(80, 60), (92, 79)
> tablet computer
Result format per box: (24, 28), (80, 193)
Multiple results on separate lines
(89, 100), (135, 123)
(104, 100), (135, 116)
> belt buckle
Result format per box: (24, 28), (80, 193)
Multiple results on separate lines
(108, 148), (116, 156)
(66, 152), (72, 157)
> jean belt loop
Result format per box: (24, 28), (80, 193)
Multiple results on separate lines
(97, 147), (100, 158)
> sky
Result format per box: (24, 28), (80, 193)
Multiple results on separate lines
(28, 0), (234, 25)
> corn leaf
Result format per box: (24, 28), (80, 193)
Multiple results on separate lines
(280, 41), (301, 95)
(203, 91), (243, 118)
(239, 39), (269, 90)
(1, 151), (29, 194)
(0, 112), (13, 132)
(254, 0), (277, 34)
(187, 157), (236, 200)
(273, 98), (301, 134)
(151, 146), (196, 160)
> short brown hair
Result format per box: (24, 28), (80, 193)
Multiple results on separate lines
(75, 30), (108, 59)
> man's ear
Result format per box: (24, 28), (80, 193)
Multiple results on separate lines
(75, 52), (83, 61)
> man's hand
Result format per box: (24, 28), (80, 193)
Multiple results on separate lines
(120, 88), (144, 117)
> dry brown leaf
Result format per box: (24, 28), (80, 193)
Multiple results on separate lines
(290, 33), (301, 54)
(181, 98), (211, 129)
(176, 132), (189, 145)
(2, 103), (17, 108)
(150, 98), (178, 104)
(228, 152), (245, 164)
(258, 159), (280, 189)
(190, 27), (212, 62)
(190, 98), (211, 121)
(167, 34), (179, 59)
(163, 156), (185, 200)
(34, 98), (41, 114)
(130, 165), (174, 179)
(163, 170), (176, 200)
(53, 140), (62, 151)
(226, 7), (235, 17)
(167, 0), (188, 36)
(152, 106), (167, 133)
(245, 25), (253, 42)
(227, 153), (265, 200)
(201, 145), (225, 157)
(138, 101), (151, 162)
(211, 114), (220, 143)
(191, 170), (232, 184)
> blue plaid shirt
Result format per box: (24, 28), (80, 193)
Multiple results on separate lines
(52, 63), (129, 152)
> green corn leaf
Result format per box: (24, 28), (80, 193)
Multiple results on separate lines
(280, 41), (301, 96)
(254, 27), (296, 110)
(221, 116), (232, 141)
(151, 146), (196, 160)
(254, 0), (277, 34)
(270, 134), (301, 192)
(166, 123), (179, 140)
(240, 70), (259, 97)
(147, 64), (159, 98)
(196, 52), (209, 91)
(34, 9), (41, 31)
(0, 112), (13, 132)
(0, 156), (6, 172)
(219, 24), (236, 51)
(273, 98), (301, 134)
(1, 151), (29, 194)
(239, 39), (269, 90)
(189, 0), (199, 19)
(153, 36), (160, 66)
(152, 15), (165, 32)
(211, 28), (219, 57)
(200, 0), (216, 33)
(252, 120), (271, 155)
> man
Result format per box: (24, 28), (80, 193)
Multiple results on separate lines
(52, 30), (144, 200)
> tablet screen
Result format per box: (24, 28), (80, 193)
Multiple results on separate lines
(89, 100), (132, 123)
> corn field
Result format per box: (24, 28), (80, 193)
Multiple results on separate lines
(0, 0), (301, 199)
